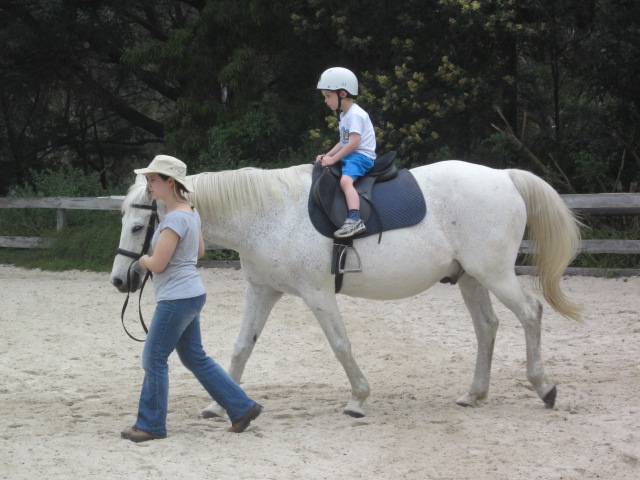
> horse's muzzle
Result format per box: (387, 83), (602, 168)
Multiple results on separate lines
(110, 272), (142, 293)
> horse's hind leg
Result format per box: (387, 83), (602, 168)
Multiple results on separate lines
(484, 273), (556, 408)
(201, 282), (282, 418)
(456, 274), (500, 407)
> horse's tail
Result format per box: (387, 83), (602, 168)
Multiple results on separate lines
(508, 169), (583, 321)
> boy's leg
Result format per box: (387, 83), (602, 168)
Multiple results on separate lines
(340, 175), (360, 211)
(335, 174), (366, 238)
(334, 153), (374, 238)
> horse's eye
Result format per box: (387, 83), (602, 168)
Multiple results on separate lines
(132, 225), (144, 233)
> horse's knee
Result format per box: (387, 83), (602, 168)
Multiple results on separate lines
(523, 298), (543, 324)
(331, 338), (353, 362)
(232, 341), (255, 361)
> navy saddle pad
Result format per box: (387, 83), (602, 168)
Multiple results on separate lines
(308, 162), (427, 239)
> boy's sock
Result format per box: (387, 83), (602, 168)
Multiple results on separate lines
(348, 209), (361, 221)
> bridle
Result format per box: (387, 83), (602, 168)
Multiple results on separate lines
(115, 200), (159, 342)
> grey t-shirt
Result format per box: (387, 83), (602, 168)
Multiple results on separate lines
(150, 209), (206, 302)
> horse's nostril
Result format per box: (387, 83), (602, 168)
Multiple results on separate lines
(111, 277), (123, 288)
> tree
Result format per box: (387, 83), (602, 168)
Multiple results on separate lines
(0, 0), (637, 195)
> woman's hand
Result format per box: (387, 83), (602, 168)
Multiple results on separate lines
(138, 254), (150, 270)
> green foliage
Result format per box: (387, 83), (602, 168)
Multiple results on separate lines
(201, 249), (240, 262)
(10, 165), (106, 197)
(0, 0), (638, 194)
(479, 133), (521, 168)
(198, 92), (294, 171)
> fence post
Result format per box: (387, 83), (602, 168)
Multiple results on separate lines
(56, 209), (67, 231)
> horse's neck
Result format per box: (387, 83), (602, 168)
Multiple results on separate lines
(202, 194), (307, 253)
(200, 202), (286, 254)
(191, 165), (311, 253)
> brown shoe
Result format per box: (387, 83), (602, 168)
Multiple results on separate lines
(228, 403), (263, 433)
(120, 426), (167, 443)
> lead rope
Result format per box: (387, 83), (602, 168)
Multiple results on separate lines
(120, 262), (151, 342)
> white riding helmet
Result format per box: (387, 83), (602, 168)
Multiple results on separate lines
(317, 67), (358, 96)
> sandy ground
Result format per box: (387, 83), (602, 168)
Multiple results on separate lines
(0, 265), (638, 480)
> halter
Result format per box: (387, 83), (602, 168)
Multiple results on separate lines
(115, 200), (159, 342)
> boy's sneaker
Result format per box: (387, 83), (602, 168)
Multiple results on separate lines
(334, 219), (366, 238)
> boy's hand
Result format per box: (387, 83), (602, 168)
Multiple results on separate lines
(317, 155), (339, 167)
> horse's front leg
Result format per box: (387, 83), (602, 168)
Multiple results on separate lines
(302, 291), (370, 418)
(456, 274), (500, 407)
(201, 282), (282, 418)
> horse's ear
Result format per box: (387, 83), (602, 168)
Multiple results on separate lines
(135, 174), (147, 186)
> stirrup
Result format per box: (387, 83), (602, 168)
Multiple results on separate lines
(337, 244), (362, 273)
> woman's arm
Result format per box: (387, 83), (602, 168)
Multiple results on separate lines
(198, 231), (205, 259)
(138, 228), (180, 273)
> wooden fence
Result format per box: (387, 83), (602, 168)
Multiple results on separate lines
(1, 193), (639, 275)
(519, 193), (640, 255)
(0, 197), (123, 249)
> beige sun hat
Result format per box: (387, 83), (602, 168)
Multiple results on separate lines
(134, 155), (194, 192)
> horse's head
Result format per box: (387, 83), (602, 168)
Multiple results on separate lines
(110, 175), (165, 293)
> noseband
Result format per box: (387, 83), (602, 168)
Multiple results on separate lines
(115, 200), (159, 342)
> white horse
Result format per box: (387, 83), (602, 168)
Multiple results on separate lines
(111, 160), (581, 418)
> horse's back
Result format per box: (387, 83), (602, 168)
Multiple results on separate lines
(411, 160), (524, 217)
(411, 160), (516, 192)
(408, 161), (527, 275)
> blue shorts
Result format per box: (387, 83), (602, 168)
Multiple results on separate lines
(341, 153), (375, 180)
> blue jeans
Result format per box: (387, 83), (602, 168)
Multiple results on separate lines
(134, 294), (256, 435)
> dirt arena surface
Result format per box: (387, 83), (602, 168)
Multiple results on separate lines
(0, 265), (638, 479)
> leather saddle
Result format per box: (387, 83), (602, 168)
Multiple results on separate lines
(308, 151), (427, 292)
(310, 151), (398, 228)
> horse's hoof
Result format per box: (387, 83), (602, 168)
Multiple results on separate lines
(343, 409), (365, 418)
(343, 399), (366, 418)
(201, 410), (221, 419)
(456, 393), (478, 407)
(543, 386), (557, 408)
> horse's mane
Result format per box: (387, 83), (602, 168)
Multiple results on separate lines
(121, 164), (312, 217)
(188, 164), (312, 217)
(122, 182), (150, 213)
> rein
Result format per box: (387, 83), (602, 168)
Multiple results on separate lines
(115, 200), (159, 342)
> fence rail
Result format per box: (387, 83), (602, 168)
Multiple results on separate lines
(0, 197), (123, 210)
(1, 194), (639, 275)
(0, 196), (123, 234)
(560, 193), (640, 215)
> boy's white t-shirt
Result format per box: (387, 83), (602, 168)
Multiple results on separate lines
(339, 103), (376, 159)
